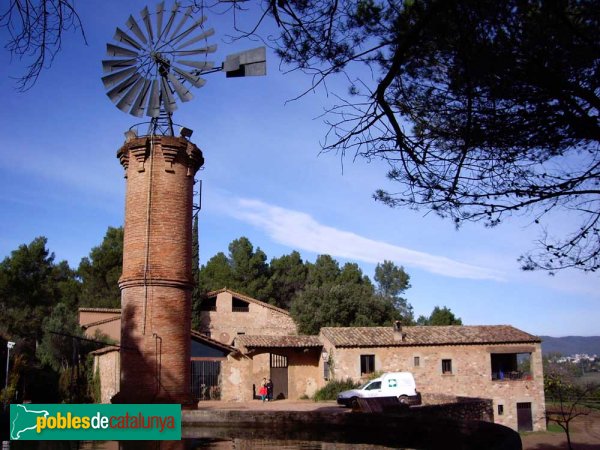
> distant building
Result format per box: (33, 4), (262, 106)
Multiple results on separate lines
(81, 288), (545, 432)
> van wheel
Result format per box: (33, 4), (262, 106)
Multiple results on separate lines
(350, 397), (359, 408)
(399, 395), (408, 405)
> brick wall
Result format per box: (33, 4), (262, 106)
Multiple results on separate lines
(116, 135), (203, 405)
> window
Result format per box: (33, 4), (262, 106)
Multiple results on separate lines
(442, 359), (453, 374)
(199, 297), (216, 311)
(491, 352), (532, 380)
(232, 297), (249, 312)
(498, 404), (504, 416)
(360, 355), (375, 375)
(365, 381), (381, 391)
(237, 331), (245, 336)
(414, 356), (420, 367)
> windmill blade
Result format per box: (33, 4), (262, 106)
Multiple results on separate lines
(126, 14), (147, 45)
(146, 79), (161, 117)
(176, 27), (214, 50)
(130, 79), (152, 117)
(170, 16), (207, 47)
(173, 66), (206, 88)
(102, 58), (137, 73)
(102, 66), (138, 88)
(141, 6), (154, 43)
(107, 72), (141, 102)
(169, 6), (193, 41)
(167, 72), (193, 102)
(116, 77), (145, 112)
(114, 27), (143, 50)
(159, 2), (179, 42)
(106, 43), (139, 58)
(160, 76), (178, 113)
(156, 2), (165, 39)
(175, 60), (214, 71)
(172, 45), (217, 56)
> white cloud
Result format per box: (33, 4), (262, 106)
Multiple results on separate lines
(218, 197), (505, 281)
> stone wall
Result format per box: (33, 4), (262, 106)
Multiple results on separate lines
(420, 393), (494, 422)
(220, 354), (253, 402)
(198, 291), (297, 345)
(327, 342), (545, 431)
(93, 348), (120, 404)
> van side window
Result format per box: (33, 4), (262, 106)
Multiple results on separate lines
(365, 381), (381, 390)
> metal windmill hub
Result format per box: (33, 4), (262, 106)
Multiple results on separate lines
(102, 2), (217, 135)
(102, 1), (267, 137)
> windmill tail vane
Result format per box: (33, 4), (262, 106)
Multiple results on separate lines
(101, 1), (267, 137)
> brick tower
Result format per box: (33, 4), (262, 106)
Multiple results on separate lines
(114, 134), (203, 405)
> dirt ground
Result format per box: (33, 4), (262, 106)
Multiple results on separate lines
(521, 411), (600, 450)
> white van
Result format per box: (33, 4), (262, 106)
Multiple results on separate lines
(337, 372), (421, 407)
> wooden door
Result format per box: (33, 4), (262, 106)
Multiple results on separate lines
(270, 353), (288, 400)
(517, 402), (533, 431)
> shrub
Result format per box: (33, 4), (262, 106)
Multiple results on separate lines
(313, 378), (359, 402)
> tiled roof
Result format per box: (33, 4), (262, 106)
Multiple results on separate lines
(236, 335), (322, 348)
(321, 325), (541, 347)
(79, 307), (121, 314)
(90, 345), (119, 356)
(206, 288), (290, 316)
(81, 315), (121, 329)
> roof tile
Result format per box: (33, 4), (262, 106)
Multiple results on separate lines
(320, 325), (540, 347)
(236, 335), (322, 348)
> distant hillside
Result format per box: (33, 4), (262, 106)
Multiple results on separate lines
(540, 336), (600, 357)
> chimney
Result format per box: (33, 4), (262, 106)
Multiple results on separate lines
(393, 320), (405, 342)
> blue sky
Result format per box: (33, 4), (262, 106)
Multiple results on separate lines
(0, 1), (598, 337)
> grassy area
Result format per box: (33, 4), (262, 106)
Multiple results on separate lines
(579, 372), (600, 385)
(546, 422), (563, 433)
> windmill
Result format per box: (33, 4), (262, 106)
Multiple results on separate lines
(102, 1), (266, 136)
(103, 3), (266, 404)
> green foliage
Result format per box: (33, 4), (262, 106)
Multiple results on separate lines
(266, 251), (308, 310)
(228, 237), (271, 300)
(417, 306), (462, 326)
(37, 302), (85, 371)
(0, 353), (24, 405)
(0, 237), (78, 348)
(196, 238), (413, 333)
(374, 260), (413, 322)
(0, 234), (115, 404)
(265, 0), (600, 272)
(544, 363), (599, 450)
(291, 259), (400, 334)
(313, 378), (359, 402)
(59, 363), (91, 403)
(78, 226), (123, 308)
(197, 237), (271, 300)
(88, 356), (101, 404)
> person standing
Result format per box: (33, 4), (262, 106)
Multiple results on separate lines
(266, 378), (274, 402)
(258, 377), (267, 402)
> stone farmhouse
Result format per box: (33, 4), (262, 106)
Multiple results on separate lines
(80, 288), (545, 432)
